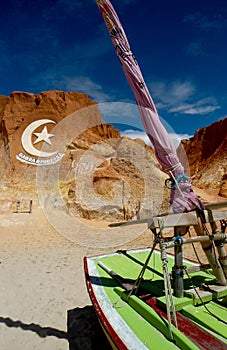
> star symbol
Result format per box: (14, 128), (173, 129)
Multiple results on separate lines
(33, 126), (54, 145)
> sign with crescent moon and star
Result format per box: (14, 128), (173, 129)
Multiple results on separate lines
(16, 119), (64, 166)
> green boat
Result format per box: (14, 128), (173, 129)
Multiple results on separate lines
(84, 201), (227, 350)
(84, 2), (227, 348)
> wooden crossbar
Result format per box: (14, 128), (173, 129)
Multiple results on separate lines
(108, 201), (227, 229)
(204, 200), (227, 210)
(151, 212), (198, 228)
(204, 209), (227, 223)
(150, 209), (227, 229)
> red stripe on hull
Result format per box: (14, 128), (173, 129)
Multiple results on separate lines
(140, 294), (226, 350)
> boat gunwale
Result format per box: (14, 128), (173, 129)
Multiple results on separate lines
(84, 256), (129, 350)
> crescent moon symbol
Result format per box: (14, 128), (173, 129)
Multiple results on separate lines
(21, 119), (57, 158)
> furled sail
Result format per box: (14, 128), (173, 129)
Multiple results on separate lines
(96, 0), (203, 213)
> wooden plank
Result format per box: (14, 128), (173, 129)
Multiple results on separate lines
(151, 212), (198, 229)
(108, 203), (227, 228)
(204, 200), (227, 210)
(204, 209), (227, 223)
(150, 209), (227, 228)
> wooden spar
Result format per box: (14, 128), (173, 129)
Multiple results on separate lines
(206, 210), (227, 279)
(145, 210), (227, 229)
(204, 200), (227, 210)
(108, 211), (171, 227)
(193, 210), (227, 286)
(108, 205), (227, 228)
(98, 261), (137, 292)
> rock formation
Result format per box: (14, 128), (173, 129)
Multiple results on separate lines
(56, 131), (168, 221)
(0, 90), (99, 211)
(1, 90), (225, 219)
(0, 90), (168, 219)
(178, 118), (227, 197)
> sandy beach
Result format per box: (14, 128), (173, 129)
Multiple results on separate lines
(0, 205), (151, 350)
(0, 187), (224, 349)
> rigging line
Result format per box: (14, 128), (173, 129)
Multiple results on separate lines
(161, 248), (178, 335)
(197, 209), (221, 265)
(159, 218), (178, 333)
(201, 220), (220, 264)
(188, 228), (203, 265)
(117, 250), (163, 278)
(127, 240), (157, 299)
(184, 267), (227, 325)
(163, 264), (174, 339)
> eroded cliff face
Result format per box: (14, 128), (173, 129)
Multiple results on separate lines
(0, 90), (168, 219)
(0, 90), (99, 211)
(55, 131), (168, 221)
(0, 90), (98, 174)
(178, 118), (227, 197)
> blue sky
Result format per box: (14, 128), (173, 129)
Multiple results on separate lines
(0, 0), (227, 142)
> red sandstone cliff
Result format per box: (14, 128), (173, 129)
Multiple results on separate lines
(178, 118), (227, 197)
(0, 90), (98, 176)
(0, 90), (102, 210)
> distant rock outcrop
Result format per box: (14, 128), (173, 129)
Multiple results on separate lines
(178, 118), (227, 197)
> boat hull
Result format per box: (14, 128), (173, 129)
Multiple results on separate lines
(84, 249), (227, 350)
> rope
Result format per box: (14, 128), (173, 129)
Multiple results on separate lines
(166, 162), (182, 173)
(159, 219), (178, 336)
(161, 244), (178, 340)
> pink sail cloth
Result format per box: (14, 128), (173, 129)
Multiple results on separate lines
(96, 0), (203, 213)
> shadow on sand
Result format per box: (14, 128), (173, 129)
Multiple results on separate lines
(0, 315), (67, 338)
(67, 305), (112, 350)
(0, 306), (112, 349)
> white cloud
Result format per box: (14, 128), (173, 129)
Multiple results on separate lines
(181, 105), (220, 115)
(183, 12), (227, 31)
(121, 129), (192, 148)
(121, 129), (152, 146)
(169, 133), (192, 147)
(150, 81), (195, 106)
(62, 76), (111, 102)
(149, 80), (220, 116)
(169, 97), (220, 115)
(30, 70), (113, 102)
